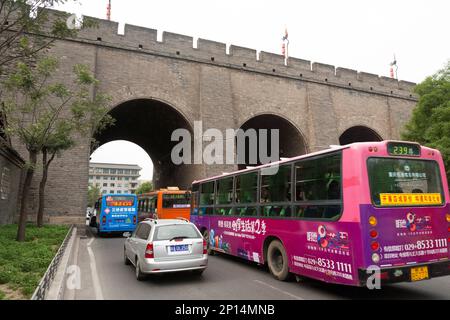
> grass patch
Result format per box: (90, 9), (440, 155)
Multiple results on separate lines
(0, 224), (69, 299)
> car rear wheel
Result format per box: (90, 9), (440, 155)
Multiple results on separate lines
(135, 258), (146, 281)
(202, 230), (215, 256)
(267, 240), (291, 281)
(124, 248), (131, 265)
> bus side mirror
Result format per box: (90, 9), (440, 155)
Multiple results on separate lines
(123, 232), (131, 238)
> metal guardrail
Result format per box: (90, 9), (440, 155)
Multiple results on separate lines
(31, 225), (74, 300)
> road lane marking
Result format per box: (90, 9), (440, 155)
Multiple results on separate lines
(87, 239), (104, 300)
(253, 280), (304, 300)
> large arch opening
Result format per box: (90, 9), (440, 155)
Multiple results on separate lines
(92, 99), (195, 190)
(237, 114), (307, 170)
(339, 126), (383, 145)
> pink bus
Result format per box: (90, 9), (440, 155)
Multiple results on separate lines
(190, 141), (450, 286)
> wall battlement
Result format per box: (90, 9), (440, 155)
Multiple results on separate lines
(42, 8), (417, 99)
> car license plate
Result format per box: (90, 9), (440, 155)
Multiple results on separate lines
(170, 245), (189, 252)
(411, 266), (429, 281)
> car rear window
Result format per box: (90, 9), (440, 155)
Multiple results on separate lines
(153, 224), (201, 241)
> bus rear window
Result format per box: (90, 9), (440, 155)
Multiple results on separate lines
(106, 196), (135, 206)
(367, 158), (444, 207)
(162, 193), (191, 208)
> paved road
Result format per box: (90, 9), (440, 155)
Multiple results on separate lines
(69, 227), (450, 300)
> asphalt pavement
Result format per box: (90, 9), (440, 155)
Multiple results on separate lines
(68, 227), (450, 300)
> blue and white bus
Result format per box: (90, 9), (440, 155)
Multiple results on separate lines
(93, 194), (138, 236)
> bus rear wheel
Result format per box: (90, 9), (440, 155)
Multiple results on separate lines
(267, 240), (291, 281)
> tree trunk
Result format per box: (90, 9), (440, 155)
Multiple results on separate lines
(16, 150), (37, 242)
(37, 149), (55, 228)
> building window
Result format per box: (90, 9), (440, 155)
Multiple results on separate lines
(89, 176), (93, 180)
(103, 176), (108, 180)
(110, 169), (116, 174)
(125, 177), (129, 181)
(117, 177), (122, 181)
(110, 177), (115, 181)
(103, 168), (109, 174)
(117, 190), (122, 194)
(110, 190), (114, 194)
(102, 190), (107, 194)
(103, 183), (107, 187)
(117, 169), (123, 174)
(124, 169), (130, 174)
(110, 183), (115, 187)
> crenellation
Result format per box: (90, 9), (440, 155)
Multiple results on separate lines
(399, 80), (416, 92)
(162, 31), (194, 51)
(25, 8), (417, 96)
(336, 67), (358, 80)
(379, 76), (399, 89)
(287, 58), (312, 72)
(77, 16), (120, 43)
(258, 51), (286, 67)
(229, 45), (257, 60)
(357, 72), (380, 87)
(312, 62), (336, 78)
(123, 24), (157, 48)
(197, 39), (227, 56)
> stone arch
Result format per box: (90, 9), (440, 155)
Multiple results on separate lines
(339, 125), (383, 145)
(92, 98), (198, 189)
(237, 113), (308, 170)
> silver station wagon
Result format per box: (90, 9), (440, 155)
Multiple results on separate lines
(123, 219), (208, 280)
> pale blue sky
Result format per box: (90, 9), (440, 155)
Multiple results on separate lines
(55, 0), (450, 181)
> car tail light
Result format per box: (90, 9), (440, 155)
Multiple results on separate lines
(203, 239), (207, 254)
(102, 216), (106, 225)
(369, 216), (377, 227)
(369, 229), (378, 238)
(371, 241), (380, 251)
(375, 271), (389, 280)
(145, 243), (154, 259)
(133, 216), (136, 224)
(448, 226), (450, 232)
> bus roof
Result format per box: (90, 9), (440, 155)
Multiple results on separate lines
(192, 140), (436, 185)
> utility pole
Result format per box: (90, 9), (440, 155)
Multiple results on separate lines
(106, 0), (111, 21)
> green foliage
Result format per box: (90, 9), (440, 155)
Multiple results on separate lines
(87, 184), (101, 207)
(402, 61), (450, 182)
(1, 55), (113, 156)
(0, 224), (69, 298)
(0, 1), (89, 73)
(135, 181), (153, 194)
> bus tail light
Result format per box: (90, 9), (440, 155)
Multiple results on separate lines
(145, 243), (154, 259)
(446, 214), (450, 223)
(133, 216), (136, 224)
(102, 216), (106, 225)
(371, 253), (380, 263)
(369, 216), (377, 227)
(369, 230), (378, 238)
(371, 241), (380, 251)
(203, 239), (207, 254)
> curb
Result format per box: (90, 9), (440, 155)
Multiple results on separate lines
(31, 225), (78, 300)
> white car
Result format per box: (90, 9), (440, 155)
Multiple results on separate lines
(123, 219), (208, 280)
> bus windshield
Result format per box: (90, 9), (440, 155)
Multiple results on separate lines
(106, 195), (135, 207)
(367, 157), (444, 207)
(162, 193), (191, 208)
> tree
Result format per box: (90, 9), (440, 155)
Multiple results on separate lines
(135, 181), (153, 195)
(87, 184), (101, 207)
(402, 61), (450, 182)
(2, 56), (113, 239)
(0, 1), (78, 76)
